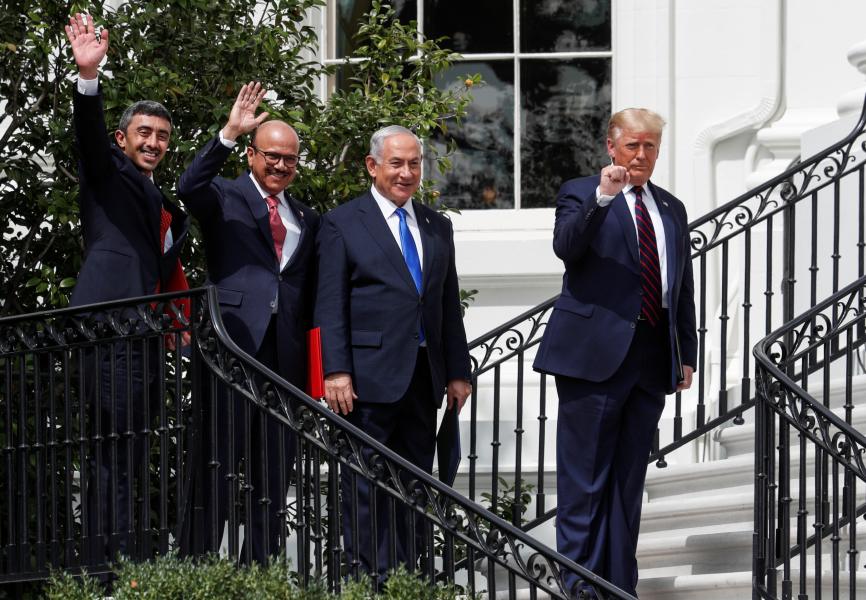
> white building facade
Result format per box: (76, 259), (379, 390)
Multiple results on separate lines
(312, 0), (866, 340)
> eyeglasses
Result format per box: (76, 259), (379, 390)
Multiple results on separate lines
(250, 145), (300, 167)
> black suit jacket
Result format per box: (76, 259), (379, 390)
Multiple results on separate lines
(177, 137), (319, 387)
(70, 89), (188, 307)
(314, 192), (471, 406)
(533, 175), (697, 393)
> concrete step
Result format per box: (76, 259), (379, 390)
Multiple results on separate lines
(645, 453), (754, 500)
(638, 519), (866, 575)
(638, 522), (754, 573)
(641, 487), (754, 533)
(637, 568), (866, 600)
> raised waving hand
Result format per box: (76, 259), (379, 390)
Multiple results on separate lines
(64, 13), (108, 80)
(221, 81), (269, 142)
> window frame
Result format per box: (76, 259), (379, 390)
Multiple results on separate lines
(317, 0), (613, 210)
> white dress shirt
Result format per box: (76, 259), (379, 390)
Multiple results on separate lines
(78, 75), (172, 253)
(597, 183), (669, 307)
(370, 185), (425, 268)
(246, 173), (301, 270)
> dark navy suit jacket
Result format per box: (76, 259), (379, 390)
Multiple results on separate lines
(533, 175), (697, 393)
(177, 138), (319, 387)
(314, 192), (471, 405)
(70, 88), (188, 307)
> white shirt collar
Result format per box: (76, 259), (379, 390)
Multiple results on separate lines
(248, 172), (287, 205)
(370, 185), (417, 222)
(624, 181), (650, 194)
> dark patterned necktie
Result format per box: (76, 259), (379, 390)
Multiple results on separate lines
(634, 186), (662, 326)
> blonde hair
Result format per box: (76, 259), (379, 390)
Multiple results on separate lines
(607, 108), (666, 141)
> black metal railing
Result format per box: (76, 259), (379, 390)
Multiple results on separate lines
(753, 275), (866, 599)
(464, 97), (866, 532)
(0, 287), (636, 599)
(0, 290), (200, 581)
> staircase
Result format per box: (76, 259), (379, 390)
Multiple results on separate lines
(638, 374), (866, 599)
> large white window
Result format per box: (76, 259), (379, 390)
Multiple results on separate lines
(321, 0), (611, 210)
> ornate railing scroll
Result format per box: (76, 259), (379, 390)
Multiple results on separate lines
(463, 94), (866, 536)
(753, 275), (866, 599)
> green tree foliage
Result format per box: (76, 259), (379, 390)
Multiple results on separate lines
(0, 0), (478, 315)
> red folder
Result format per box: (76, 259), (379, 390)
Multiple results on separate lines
(307, 327), (325, 398)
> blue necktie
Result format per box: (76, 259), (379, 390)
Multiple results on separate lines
(395, 207), (424, 342)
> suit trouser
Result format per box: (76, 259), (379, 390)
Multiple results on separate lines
(554, 318), (669, 597)
(203, 316), (296, 564)
(341, 348), (437, 579)
(84, 336), (160, 564)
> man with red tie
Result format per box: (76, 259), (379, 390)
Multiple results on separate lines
(533, 108), (697, 597)
(177, 83), (319, 563)
(65, 13), (190, 560)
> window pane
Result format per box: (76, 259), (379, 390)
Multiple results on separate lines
(424, 0), (514, 53)
(520, 59), (611, 208)
(521, 0), (611, 53)
(335, 0), (417, 58)
(426, 61), (515, 209)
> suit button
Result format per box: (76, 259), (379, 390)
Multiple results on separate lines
(278, 275), (283, 282)
(413, 333), (419, 340)
(270, 300), (277, 309)
(630, 322), (636, 329)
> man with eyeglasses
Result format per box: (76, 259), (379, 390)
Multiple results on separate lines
(177, 82), (319, 563)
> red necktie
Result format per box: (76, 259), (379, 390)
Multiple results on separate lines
(634, 186), (662, 326)
(155, 206), (190, 319)
(266, 195), (287, 262)
(159, 207), (172, 252)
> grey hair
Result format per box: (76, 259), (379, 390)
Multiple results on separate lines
(118, 100), (173, 133)
(369, 125), (421, 162)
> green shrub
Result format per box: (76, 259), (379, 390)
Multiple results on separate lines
(42, 555), (464, 600)
(42, 570), (103, 600)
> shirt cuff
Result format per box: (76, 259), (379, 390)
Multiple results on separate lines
(218, 131), (238, 148)
(595, 186), (615, 207)
(77, 76), (99, 96)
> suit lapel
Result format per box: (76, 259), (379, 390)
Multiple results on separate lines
(358, 193), (420, 294)
(611, 192), (640, 268)
(283, 195), (308, 270)
(117, 152), (162, 253)
(239, 173), (277, 256)
(415, 201), (437, 294)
